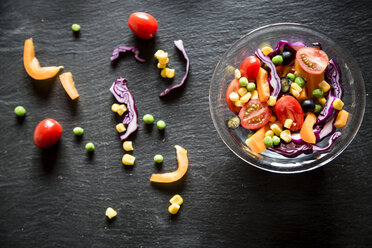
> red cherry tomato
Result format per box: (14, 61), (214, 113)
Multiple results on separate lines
(128, 12), (158, 39)
(275, 95), (304, 131)
(225, 79), (243, 114)
(33, 118), (63, 149)
(239, 99), (272, 130)
(239, 56), (261, 81)
(295, 47), (329, 75)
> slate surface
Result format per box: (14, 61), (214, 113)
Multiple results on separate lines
(0, 0), (372, 247)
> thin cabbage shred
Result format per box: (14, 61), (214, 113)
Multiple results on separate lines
(268, 40), (306, 58)
(255, 49), (281, 98)
(110, 46), (145, 63)
(110, 77), (138, 141)
(159, 40), (190, 97)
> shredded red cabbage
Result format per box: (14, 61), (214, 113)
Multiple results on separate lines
(268, 142), (313, 158)
(110, 77), (138, 141)
(159, 40), (190, 97)
(255, 49), (281, 98)
(313, 132), (341, 151)
(325, 59), (343, 99)
(268, 40), (306, 58)
(315, 115), (336, 142)
(110, 46), (145, 63)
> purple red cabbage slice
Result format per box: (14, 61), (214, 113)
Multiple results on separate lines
(110, 77), (138, 141)
(159, 40), (190, 97)
(110, 46), (145, 63)
(268, 40), (306, 58)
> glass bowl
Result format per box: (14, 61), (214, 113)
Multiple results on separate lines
(209, 23), (365, 173)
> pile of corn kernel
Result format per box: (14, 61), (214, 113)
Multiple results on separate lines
(111, 103), (136, 166)
(154, 50), (175, 78)
(168, 194), (183, 215)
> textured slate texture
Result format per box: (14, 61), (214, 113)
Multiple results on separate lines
(0, 0), (371, 247)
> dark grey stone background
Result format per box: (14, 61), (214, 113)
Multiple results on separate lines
(0, 0), (371, 247)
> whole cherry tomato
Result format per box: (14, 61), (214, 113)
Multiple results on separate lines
(239, 56), (261, 81)
(33, 118), (63, 149)
(225, 79), (243, 113)
(128, 12), (158, 39)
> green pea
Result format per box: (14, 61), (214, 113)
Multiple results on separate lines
(272, 55), (283, 65)
(246, 82), (256, 92)
(14, 106), (26, 116)
(294, 77), (306, 87)
(239, 77), (248, 87)
(247, 133), (253, 139)
(143, 114), (154, 124)
(73, 127), (84, 136)
(286, 73), (295, 81)
(272, 136), (281, 146)
(263, 136), (273, 147)
(71, 24), (81, 32)
(314, 104), (322, 114)
(154, 154), (163, 163)
(85, 142), (95, 151)
(312, 88), (324, 98)
(157, 120), (166, 130)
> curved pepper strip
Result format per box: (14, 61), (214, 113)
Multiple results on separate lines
(255, 49), (281, 98)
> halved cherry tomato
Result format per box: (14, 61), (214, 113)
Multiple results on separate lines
(295, 47), (329, 75)
(239, 99), (272, 130)
(275, 95), (304, 131)
(225, 79), (242, 113)
(33, 118), (63, 149)
(128, 12), (158, 39)
(239, 56), (261, 81)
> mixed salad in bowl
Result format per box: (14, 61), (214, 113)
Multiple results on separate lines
(225, 40), (349, 158)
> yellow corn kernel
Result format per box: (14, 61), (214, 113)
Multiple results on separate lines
(284, 119), (293, 129)
(318, 80), (331, 92)
(111, 103), (119, 112)
(157, 53), (169, 64)
(154, 49), (165, 59)
(240, 92), (252, 104)
(105, 207), (117, 219)
(116, 123), (126, 133)
(291, 82), (303, 92)
(318, 97), (327, 106)
(290, 88), (300, 98)
(123, 141), (133, 151)
(238, 87), (248, 97)
(267, 96), (277, 106)
(234, 69), (241, 79)
(261, 46), (273, 56)
(229, 92), (239, 102)
(116, 104), (127, 116)
(332, 98), (344, 110)
(160, 68), (167, 78)
(234, 100), (243, 107)
(265, 130), (274, 137)
(280, 130), (292, 143)
(165, 68), (175, 78)
(269, 115), (277, 123)
(157, 62), (166, 69)
(122, 154), (135, 166)
(169, 194), (183, 206)
(168, 203), (180, 215)
(251, 90), (259, 99)
(270, 123), (283, 136)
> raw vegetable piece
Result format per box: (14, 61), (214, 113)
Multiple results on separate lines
(316, 93), (336, 124)
(110, 46), (145, 63)
(59, 72), (79, 100)
(245, 124), (270, 153)
(313, 132), (341, 151)
(256, 67), (270, 103)
(227, 115), (240, 129)
(276, 65), (293, 78)
(128, 12), (158, 39)
(71, 24), (81, 32)
(159, 40), (190, 97)
(34, 118), (63, 149)
(334, 110), (349, 128)
(268, 40), (306, 58)
(300, 112), (317, 144)
(23, 38), (63, 80)
(169, 194), (183, 206)
(110, 77), (138, 141)
(315, 115), (336, 141)
(14, 106), (26, 117)
(154, 154), (163, 163)
(122, 154), (135, 165)
(325, 59), (343, 99)
(255, 49), (281, 98)
(268, 142), (313, 158)
(73, 127), (84, 136)
(239, 56), (261, 81)
(275, 95), (303, 131)
(296, 87), (308, 102)
(85, 142), (95, 151)
(105, 207), (117, 219)
(168, 203), (180, 215)
(150, 145), (188, 183)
